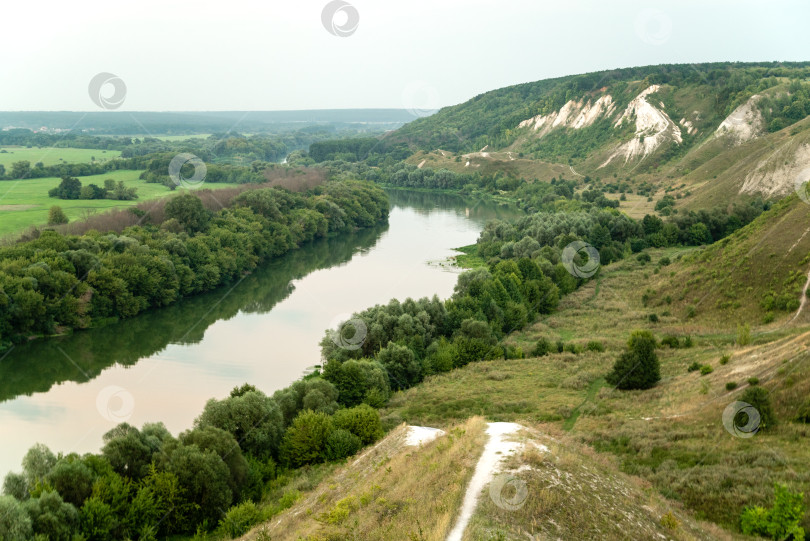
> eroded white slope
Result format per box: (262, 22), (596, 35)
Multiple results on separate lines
(518, 95), (615, 136)
(600, 84), (682, 167)
(716, 95), (763, 143)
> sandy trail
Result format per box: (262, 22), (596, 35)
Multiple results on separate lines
(445, 422), (523, 541)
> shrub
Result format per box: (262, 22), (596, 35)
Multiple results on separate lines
(219, 501), (262, 539)
(324, 429), (362, 461)
(726, 381), (738, 391)
(586, 341), (605, 352)
(331, 404), (384, 445)
(47, 206), (69, 225)
(737, 323), (751, 346)
(740, 386), (776, 430)
(532, 338), (551, 357)
(719, 355), (730, 365)
(700, 365), (713, 376)
(606, 330), (660, 390)
(686, 305), (696, 319)
(648, 313), (659, 323)
(795, 398), (810, 423)
(748, 377), (760, 386)
(636, 253), (651, 264)
(555, 341), (565, 353)
(740, 484), (805, 540)
(659, 256), (671, 266)
(687, 361), (701, 372)
(564, 343), (581, 355)
(661, 335), (680, 348)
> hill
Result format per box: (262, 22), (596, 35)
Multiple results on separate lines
(343, 62), (810, 209)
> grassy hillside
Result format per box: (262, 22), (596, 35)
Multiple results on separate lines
(646, 196), (810, 327)
(0, 146), (121, 168)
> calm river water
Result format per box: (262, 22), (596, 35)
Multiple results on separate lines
(0, 189), (520, 477)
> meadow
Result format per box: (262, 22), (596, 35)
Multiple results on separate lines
(0, 146), (120, 168)
(0, 170), (241, 238)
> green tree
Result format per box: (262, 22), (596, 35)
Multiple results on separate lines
(195, 389), (284, 459)
(280, 410), (334, 467)
(606, 330), (661, 390)
(49, 176), (82, 200)
(164, 194), (211, 233)
(741, 484), (805, 540)
(45, 456), (95, 507)
(24, 490), (79, 541)
(325, 429), (362, 461)
(377, 341), (421, 390)
(47, 205), (69, 225)
(740, 386), (776, 430)
(10, 160), (30, 179)
(79, 497), (116, 541)
(0, 495), (33, 540)
(331, 404), (384, 445)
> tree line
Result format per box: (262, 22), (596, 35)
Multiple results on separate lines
(0, 180), (388, 350)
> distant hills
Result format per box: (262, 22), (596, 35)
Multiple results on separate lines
(0, 109), (416, 135)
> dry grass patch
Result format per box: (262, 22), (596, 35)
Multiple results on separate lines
(243, 419), (488, 541)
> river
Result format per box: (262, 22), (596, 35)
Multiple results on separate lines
(0, 189), (521, 478)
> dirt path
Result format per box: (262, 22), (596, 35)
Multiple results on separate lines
(445, 422), (523, 541)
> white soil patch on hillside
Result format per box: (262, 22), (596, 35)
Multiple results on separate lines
(715, 95), (763, 143)
(600, 85), (682, 168)
(446, 422), (530, 541)
(417, 159), (427, 169)
(518, 95), (615, 136)
(404, 426), (446, 446)
(741, 143), (810, 197)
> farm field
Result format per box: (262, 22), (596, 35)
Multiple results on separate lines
(0, 170), (240, 238)
(0, 146), (121, 168)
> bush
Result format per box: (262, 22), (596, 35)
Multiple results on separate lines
(687, 361), (701, 372)
(636, 253), (651, 264)
(606, 330), (660, 390)
(700, 365), (713, 376)
(325, 429), (362, 461)
(748, 377), (760, 386)
(719, 355), (730, 365)
(726, 381), (738, 391)
(585, 341), (605, 352)
(219, 501), (262, 539)
(740, 484), (805, 540)
(532, 338), (551, 356)
(47, 206), (69, 225)
(795, 398), (810, 423)
(332, 404), (384, 445)
(661, 335), (680, 348)
(740, 386), (776, 430)
(737, 323), (752, 346)
(648, 313), (659, 323)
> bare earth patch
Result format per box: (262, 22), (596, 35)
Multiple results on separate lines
(0, 204), (38, 211)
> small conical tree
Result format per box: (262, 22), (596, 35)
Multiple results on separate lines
(47, 205), (68, 225)
(606, 330), (660, 390)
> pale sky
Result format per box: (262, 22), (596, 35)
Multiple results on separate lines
(2, 0), (808, 111)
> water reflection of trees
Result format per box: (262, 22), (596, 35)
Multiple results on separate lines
(384, 189), (523, 223)
(0, 224), (386, 402)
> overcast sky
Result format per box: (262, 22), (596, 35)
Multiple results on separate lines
(2, 0), (809, 112)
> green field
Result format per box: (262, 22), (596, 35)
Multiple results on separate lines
(0, 146), (121, 168)
(0, 171), (240, 238)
